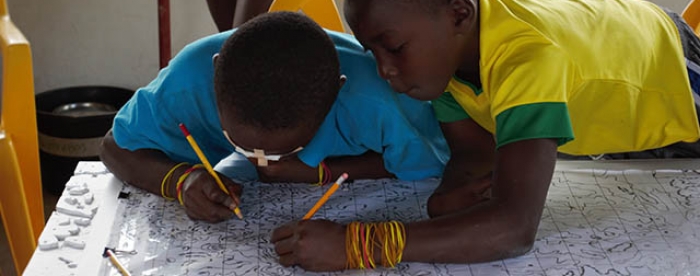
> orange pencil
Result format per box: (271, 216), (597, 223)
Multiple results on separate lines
(303, 173), (349, 220)
(179, 123), (244, 219)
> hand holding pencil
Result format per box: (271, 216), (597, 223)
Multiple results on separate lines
(179, 123), (244, 220)
(270, 173), (350, 271)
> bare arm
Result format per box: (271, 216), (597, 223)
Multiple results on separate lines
(100, 131), (242, 222)
(326, 151), (393, 180)
(403, 137), (558, 263)
(428, 119), (495, 217)
(255, 151), (393, 183)
(271, 119), (558, 271)
(100, 130), (184, 197)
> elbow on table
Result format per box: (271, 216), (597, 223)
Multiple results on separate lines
(495, 220), (539, 260)
(500, 234), (535, 259)
(98, 131), (116, 166)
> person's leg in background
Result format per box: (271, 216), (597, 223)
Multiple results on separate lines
(206, 0), (274, 32)
(233, 0), (275, 28)
(206, 0), (236, 32)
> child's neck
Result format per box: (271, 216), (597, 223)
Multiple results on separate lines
(455, 27), (481, 87)
(455, 0), (481, 87)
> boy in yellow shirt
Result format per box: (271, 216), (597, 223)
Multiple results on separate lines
(269, 0), (700, 271)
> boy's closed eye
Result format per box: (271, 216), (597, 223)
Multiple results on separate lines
(386, 43), (406, 54)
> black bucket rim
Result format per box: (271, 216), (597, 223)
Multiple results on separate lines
(36, 85), (134, 117)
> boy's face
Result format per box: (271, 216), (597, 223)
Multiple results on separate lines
(346, 0), (474, 101)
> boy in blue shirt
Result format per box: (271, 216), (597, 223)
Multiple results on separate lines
(99, 12), (448, 222)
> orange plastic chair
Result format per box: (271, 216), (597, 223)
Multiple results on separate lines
(268, 0), (347, 32)
(0, 0), (45, 274)
(683, 0), (700, 36)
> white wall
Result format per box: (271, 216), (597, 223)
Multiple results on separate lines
(5, 0), (691, 94)
(7, 0), (216, 93)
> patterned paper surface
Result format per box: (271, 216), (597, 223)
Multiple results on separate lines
(104, 167), (700, 276)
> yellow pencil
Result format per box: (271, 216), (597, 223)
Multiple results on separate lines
(105, 249), (132, 276)
(303, 173), (349, 220)
(179, 123), (244, 219)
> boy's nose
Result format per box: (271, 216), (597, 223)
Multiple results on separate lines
(375, 56), (398, 80)
(378, 64), (399, 81)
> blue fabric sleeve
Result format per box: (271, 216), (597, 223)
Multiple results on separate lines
(112, 31), (236, 167)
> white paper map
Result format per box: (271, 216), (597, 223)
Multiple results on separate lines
(102, 162), (700, 276)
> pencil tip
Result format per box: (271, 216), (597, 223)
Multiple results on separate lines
(234, 208), (244, 219)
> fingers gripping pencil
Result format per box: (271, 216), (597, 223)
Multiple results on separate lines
(179, 123), (244, 219)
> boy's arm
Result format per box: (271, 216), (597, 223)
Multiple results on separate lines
(254, 151), (393, 183)
(324, 151), (393, 180)
(439, 119), (495, 187)
(402, 137), (558, 263)
(100, 131), (241, 222)
(427, 119), (495, 216)
(271, 119), (558, 271)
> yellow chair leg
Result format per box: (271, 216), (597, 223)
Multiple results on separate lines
(0, 133), (38, 275)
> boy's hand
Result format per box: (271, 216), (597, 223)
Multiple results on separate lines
(181, 170), (243, 222)
(271, 220), (346, 272)
(427, 173), (492, 217)
(254, 156), (317, 183)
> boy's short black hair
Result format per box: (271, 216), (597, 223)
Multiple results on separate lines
(215, 12), (340, 131)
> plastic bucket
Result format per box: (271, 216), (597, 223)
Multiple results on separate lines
(35, 86), (134, 195)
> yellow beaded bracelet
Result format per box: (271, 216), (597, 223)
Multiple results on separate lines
(161, 162), (189, 200)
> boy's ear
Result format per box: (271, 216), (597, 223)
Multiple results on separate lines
(339, 74), (347, 88)
(449, 0), (477, 31)
(212, 53), (220, 66)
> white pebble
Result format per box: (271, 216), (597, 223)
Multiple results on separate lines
(54, 229), (71, 241)
(38, 236), (59, 251)
(56, 206), (93, 218)
(64, 197), (78, 205)
(58, 217), (71, 226)
(67, 225), (80, 235)
(63, 237), (85, 250)
(68, 186), (89, 196)
(74, 218), (91, 227)
(84, 193), (94, 205)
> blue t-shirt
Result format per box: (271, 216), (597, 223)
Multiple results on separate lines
(112, 30), (449, 180)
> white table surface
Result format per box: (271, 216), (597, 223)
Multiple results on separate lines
(23, 160), (700, 276)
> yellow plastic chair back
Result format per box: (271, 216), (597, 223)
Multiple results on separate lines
(268, 0), (347, 32)
(0, 0), (45, 274)
(683, 0), (700, 36)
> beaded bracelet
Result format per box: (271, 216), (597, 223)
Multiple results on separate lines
(175, 164), (205, 206)
(161, 162), (189, 200)
(321, 161), (332, 186)
(346, 221), (406, 269)
(314, 162), (324, 186)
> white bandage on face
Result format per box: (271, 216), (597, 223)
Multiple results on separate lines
(223, 130), (303, 167)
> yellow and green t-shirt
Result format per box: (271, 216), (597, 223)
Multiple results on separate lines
(433, 0), (700, 155)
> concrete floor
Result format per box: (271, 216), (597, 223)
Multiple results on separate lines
(0, 190), (60, 276)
